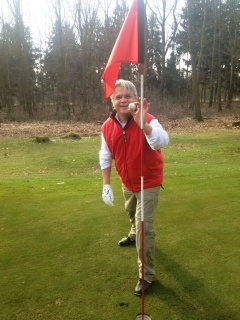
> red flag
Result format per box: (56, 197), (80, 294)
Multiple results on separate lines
(101, 0), (145, 99)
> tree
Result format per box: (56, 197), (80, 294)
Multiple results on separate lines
(75, 0), (103, 115)
(147, 0), (180, 100)
(44, 0), (80, 118)
(225, 0), (240, 109)
(145, 12), (162, 95)
(187, 0), (203, 121)
(216, 0), (222, 112)
(2, 0), (36, 118)
(1, 0), (239, 121)
(0, 22), (15, 115)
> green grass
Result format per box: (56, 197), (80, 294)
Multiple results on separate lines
(0, 131), (239, 319)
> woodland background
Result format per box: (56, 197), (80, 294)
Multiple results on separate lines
(0, 0), (240, 124)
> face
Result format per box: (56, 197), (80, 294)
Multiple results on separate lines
(112, 86), (136, 119)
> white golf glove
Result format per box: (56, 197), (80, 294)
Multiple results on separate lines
(102, 184), (114, 206)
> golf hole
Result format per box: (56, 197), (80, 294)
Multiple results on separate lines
(136, 314), (151, 320)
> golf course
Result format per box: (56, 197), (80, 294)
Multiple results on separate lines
(0, 118), (239, 320)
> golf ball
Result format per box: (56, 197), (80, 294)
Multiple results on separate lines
(128, 103), (136, 111)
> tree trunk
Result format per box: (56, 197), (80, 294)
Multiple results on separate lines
(226, 0), (238, 109)
(217, 0), (222, 112)
(160, 0), (166, 100)
(187, 0), (203, 121)
(209, 0), (218, 108)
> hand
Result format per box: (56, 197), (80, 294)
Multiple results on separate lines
(129, 98), (150, 128)
(102, 184), (114, 206)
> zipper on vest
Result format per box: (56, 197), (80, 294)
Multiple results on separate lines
(123, 130), (126, 142)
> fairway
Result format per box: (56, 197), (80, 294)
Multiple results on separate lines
(0, 130), (239, 320)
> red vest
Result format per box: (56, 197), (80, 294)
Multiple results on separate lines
(102, 112), (164, 192)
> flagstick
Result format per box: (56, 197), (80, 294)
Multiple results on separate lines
(140, 64), (145, 320)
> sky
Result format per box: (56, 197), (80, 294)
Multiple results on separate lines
(1, 0), (52, 46)
(1, 0), (185, 47)
(2, 0), (131, 45)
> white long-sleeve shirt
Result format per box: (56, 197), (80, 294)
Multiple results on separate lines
(99, 118), (169, 170)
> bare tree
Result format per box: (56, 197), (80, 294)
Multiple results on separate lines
(209, 0), (218, 108)
(226, 0), (239, 109)
(75, 0), (103, 114)
(147, 0), (180, 100)
(217, 0), (222, 112)
(187, 0), (203, 121)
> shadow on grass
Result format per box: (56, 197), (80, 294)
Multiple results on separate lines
(151, 249), (238, 320)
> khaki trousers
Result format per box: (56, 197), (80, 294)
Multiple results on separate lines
(122, 184), (160, 283)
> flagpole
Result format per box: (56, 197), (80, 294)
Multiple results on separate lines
(138, 0), (147, 317)
(140, 63), (145, 320)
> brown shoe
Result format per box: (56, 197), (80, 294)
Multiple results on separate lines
(118, 236), (135, 246)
